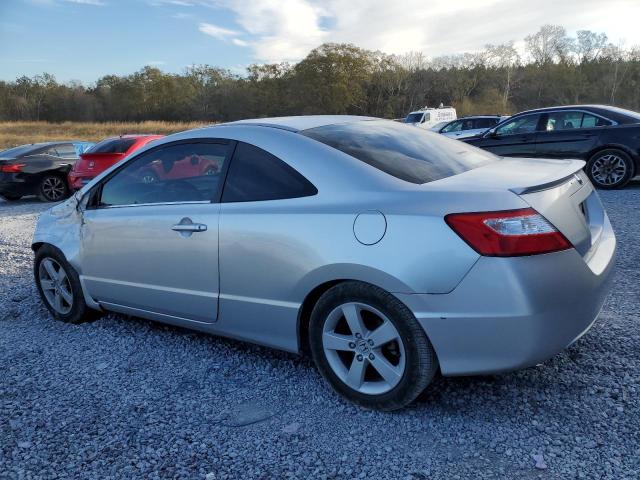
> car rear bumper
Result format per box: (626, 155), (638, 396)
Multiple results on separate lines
(0, 174), (35, 196)
(68, 172), (94, 190)
(396, 214), (616, 376)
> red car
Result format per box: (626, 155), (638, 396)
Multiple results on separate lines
(68, 135), (162, 190)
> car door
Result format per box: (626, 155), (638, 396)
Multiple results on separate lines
(534, 111), (608, 159)
(79, 139), (234, 323)
(471, 113), (542, 156)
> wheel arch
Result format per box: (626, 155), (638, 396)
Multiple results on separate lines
(587, 144), (639, 177)
(294, 265), (418, 355)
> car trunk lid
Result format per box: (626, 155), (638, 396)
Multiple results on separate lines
(73, 152), (126, 174)
(432, 157), (604, 257)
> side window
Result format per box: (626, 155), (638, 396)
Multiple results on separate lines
(99, 141), (231, 207)
(495, 114), (541, 136)
(545, 111), (584, 131)
(54, 144), (78, 158)
(222, 142), (317, 203)
(441, 120), (463, 133)
(475, 118), (499, 129)
(581, 113), (611, 128)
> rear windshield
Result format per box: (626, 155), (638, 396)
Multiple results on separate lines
(0, 144), (43, 158)
(87, 138), (137, 154)
(301, 120), (498, 184)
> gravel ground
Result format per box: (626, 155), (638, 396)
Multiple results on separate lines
(1, 187), (639, 480)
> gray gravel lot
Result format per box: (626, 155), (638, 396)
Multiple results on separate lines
(1, 187), (639, 480)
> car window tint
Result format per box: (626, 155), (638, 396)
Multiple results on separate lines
(581, 113), (611, 128)
(222, 142), (317, 203)
(302, 120), (498, 185)
(475, 118), (499, 129)
(495, 114), (541, 136)
(54, 144), (78, 158)
(88, 138), (137, 154)
(545, 111), (584, 131)
(99, 142), (230, 207)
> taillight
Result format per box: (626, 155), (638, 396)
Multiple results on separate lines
(0, 164), (25, 173)
(445, 208), (571, 257)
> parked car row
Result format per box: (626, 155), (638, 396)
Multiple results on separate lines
(416, 104), (640, 189)
(0, 135), (161, 202)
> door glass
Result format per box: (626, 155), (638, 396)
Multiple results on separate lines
(99, 142), (230, 206)
(495, 115), (540, 136)
(222, 142), (317, 202)
(441, 120), (463, 133)
(581, 114), (611, 128)
(54, 144), (78, 158)
(545, 111), (584, 131)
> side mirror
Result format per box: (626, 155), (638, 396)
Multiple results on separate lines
(486, 128), (498, 138)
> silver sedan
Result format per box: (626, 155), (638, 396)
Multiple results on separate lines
(32, 116), (616, 410)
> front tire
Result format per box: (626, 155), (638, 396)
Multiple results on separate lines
(38, 175), (69, 202)
(34, 245), (95, 324)
(586, 149), (634, 189)
(309, 281), (438, 411)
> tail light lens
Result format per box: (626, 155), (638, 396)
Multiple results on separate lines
(445, 208), (571, 257)
(0, 164), (26, 173)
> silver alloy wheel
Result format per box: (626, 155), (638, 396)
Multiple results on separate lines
(591, 154), (627, 186)
(41, 177), (66, 201)
(322, 302), (406, 395)
(39, 257), (73, 315)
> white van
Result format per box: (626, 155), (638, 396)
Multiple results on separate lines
(404, 106), (457, 129)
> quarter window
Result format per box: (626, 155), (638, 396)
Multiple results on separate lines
(495, 114), (541, 136)
(222, 142), (317, 202)
(99, 142), (231, 207)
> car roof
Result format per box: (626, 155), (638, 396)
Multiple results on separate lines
(219, 115), (377, 133)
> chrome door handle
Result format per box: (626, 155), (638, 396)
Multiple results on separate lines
(172, 217), (207, 237)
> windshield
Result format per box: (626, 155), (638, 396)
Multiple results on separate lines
(301, 120), (498, 184)
(404, 113), (424, 123)
(0, 144), (43, 158)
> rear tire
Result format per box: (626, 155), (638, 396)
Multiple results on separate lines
(1, 193), (22, 201)
(309, 281), (438, 411)
(34, 245), (99, 324)
(38, 175), (69, 202)
(586, 149), (634, 189)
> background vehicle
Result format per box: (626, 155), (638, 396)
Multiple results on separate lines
(464, 105), (640, 188)
(435, 115), (509, 139)
(33, 116), (615, 410)
(404, 106), (457, 129)
(68, 135), (162, 190)
(0, 141), (93, 202)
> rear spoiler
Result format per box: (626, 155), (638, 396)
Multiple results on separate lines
(509, 159), (585, 195)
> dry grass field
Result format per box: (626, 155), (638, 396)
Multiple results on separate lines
(0, 121), (208, 149)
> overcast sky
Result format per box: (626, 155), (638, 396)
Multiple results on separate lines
(1, 0), (639, 83)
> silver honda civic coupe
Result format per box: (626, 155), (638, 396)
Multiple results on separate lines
(32, 116), (616, 410)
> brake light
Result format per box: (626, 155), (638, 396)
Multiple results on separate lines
(445, 208), (571, 257)
(0, 164), (25, 173)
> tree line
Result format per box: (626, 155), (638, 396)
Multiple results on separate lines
(1, 25), (639, 123)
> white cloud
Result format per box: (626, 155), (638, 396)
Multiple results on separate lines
(201, 0), (640, 63)
(231, 38), (249, 47)
(63, 0), (106, 5)
(198, 22), (241, 40)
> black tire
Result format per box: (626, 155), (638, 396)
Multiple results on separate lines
(1, 193), (22, 201)
(38, 175), (69, 202)
(309, 281), (438, 411)
(34, 245), (99, 324)
(586, 149), (635, 189)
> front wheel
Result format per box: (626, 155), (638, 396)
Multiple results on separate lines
(309, 281), (438, 411)
(586, 149), (634, 189)
(34, 245), (97, 323)
(38, 175), (69, 202)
